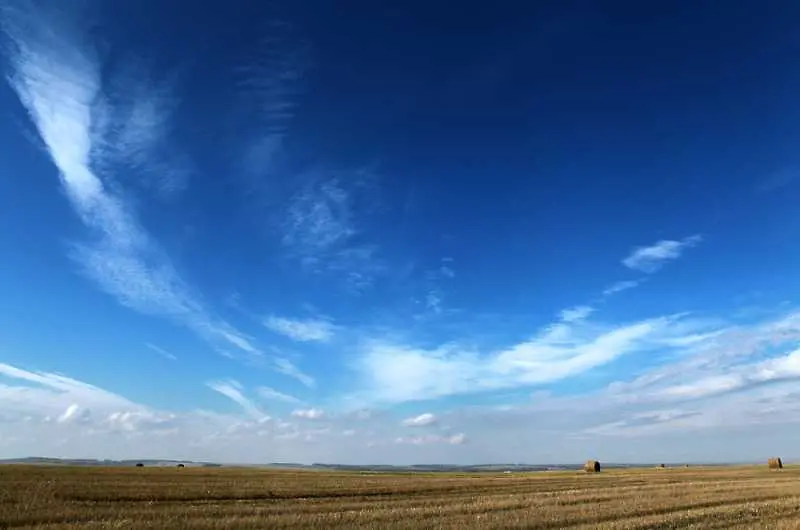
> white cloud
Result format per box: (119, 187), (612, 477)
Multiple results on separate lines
(558, 305), (594, 323)
(207, 380), (266, 420)
(57, 404), (88, 424)
(272, 357), (315, 388)
(401, 413), (438, 427)
(281, 174), (384, 290)
(394, 433), (466, 445)
(263, 316), (336, 343)
(622, 235), (702, 273)
(145, 343), (177, 361)
(651, 348), (800, 402)
(291, 408), (325, 420)
(0, 363), (134, 410)
(1, 3), (260, 362)
(257, 386), (302, 404)
(284, 178), (355, 254)
(425, 291), (443, 314)
(355, 314), (683, 404)
(602, 280), (642, 296)
(4, 308), (800, 465)
(105, 410), (177, 433)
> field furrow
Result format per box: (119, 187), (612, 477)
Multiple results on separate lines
(3, 465), (800, 528)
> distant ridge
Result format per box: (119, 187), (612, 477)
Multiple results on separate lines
(0, 457), (742, 471)
(0, 457), (217, 468)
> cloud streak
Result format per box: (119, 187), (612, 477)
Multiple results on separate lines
(145, 343), (177, 361)
(291, 408), (325, 420)
(263, 316), (336, 343)
(6, 336), (800, 465)
(257, 386), (302, 404)
(356, 313), (687, 404)
(395, 433), (466, 445)
(207, 380), (266, 420)
(272, 357), (315, 388)
(559, 305), (594, 323)
(622, 235), (702, 273)
(281, 174), (385, 290)
(602, 280), (642, 296)
(2, 3), (261, 362)
(401, 413), (438, 427)
(353, 303), (800, 407)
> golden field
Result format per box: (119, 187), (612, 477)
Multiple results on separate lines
(3, 464), (800, 529)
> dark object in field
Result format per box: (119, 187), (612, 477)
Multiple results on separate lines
(657, 464), (666, 469)
(584, 460), (600, 473)
(768, 457), (783, 470)
(135, 463), (144, 467)
(177, 463), (185, 468)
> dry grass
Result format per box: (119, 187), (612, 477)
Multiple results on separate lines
(3, 465), (800, 528)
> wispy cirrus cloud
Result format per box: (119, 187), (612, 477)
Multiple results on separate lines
(8, 339), (800, 465)
(355, 313), (685, 404)
(558, 305), (594, 323)
(263, 315), (336, 343)
(228, 14), (383, 293)
(413, 257), (459, 319)
(439, 257), (456, 279)
(622, 235), (702, 273)
(284, 178), (355, 254)
(95, 63), (191, 198)
(257, 386), (302, 404)
(236, 15), (308, 179)
(756, 168), (798, 193)
(282, 174), (385, 290)
(272, 357), (315, 388)
(602, 279), (642, 296)
(1, 3), (261, 362)
(145, 343), (177, 361)
(0, 362), (137, 424)
(207, 380), (266, 420)
(0, 363), (128, 403)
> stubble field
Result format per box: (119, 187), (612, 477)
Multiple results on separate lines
(2, 465), (800, 529)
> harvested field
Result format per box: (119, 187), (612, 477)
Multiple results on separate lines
(3, 465), (800, 528)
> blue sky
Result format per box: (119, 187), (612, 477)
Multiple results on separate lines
(1, 0), (800, 465)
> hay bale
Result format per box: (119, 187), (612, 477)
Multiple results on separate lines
(583, 460), (601, 473)
(768, 457), (783, 470)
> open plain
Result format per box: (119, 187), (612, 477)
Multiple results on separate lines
(3, 465), (800, 529)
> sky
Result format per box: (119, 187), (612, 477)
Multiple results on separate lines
(1, 0), (800, 465)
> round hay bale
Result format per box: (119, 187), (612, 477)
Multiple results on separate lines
(583, 460), (601, 473)
(768, 457), (783, 470)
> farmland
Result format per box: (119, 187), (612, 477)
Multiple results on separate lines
(3, 465), (800, 528)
